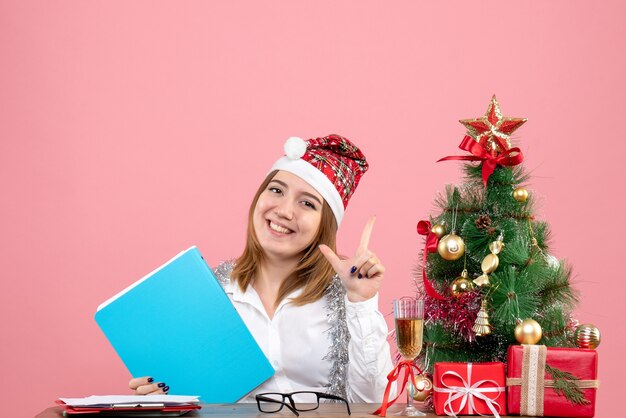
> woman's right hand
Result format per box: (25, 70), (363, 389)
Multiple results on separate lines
(129, 376), (169, 395)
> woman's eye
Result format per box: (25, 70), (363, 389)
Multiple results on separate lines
(269, 187), (282, 194)
(302, 201), (317, 210)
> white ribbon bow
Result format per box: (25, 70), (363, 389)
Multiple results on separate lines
(433, 363), (504, 418)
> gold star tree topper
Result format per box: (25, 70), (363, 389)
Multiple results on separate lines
(460, 95), (527, 154)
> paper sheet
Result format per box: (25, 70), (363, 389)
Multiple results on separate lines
(59, 395), (199, 407)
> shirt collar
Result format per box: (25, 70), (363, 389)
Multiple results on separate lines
(226, 279), (306, 310)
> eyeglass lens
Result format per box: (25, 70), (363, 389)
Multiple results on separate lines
(257, 394), (286, 412)
(257, 391), (350, 415)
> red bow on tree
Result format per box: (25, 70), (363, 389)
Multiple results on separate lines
(417, 220), (446, 301)
(438, 135), (524, 186)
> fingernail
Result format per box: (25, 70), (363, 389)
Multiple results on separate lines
(358, 273), (362, 279)
(147, 377), (154, 383)
(350, 266), (357, 274)
(163, 386), (170, 393)
(158, 382), (166, 388)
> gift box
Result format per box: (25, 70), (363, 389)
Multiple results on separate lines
(433, 362), (506, 417)
(507, 345), (598, 417)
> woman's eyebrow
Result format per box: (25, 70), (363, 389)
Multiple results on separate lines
(270, 179), (322, 205)
(269, 179), (288, 188)
(301, 192), (322, 206)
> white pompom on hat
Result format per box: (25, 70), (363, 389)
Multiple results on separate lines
(284, 136), (307, 159)
(270, 134), (368, 227)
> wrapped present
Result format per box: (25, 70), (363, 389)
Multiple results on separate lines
(507, 345), (599, 417)
(433, 362), (506, 417)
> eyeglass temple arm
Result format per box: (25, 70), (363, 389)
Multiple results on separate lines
(283, 403), (300, 417)
(317, 393), (351, 415)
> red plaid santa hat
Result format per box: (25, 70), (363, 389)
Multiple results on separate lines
(270, 134), (368, 226)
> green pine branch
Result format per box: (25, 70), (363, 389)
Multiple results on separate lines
(532, 221), (552, 249)
(537, 263), (579, 311)
(422, 323), (512, 373)
(535, 306), (576, 347)
(545, 364), (591, 405)
(490, 266), (540, 328)
(499, 235), (532, 267)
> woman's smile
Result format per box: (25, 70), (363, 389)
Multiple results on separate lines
(267, 220), (294, 235)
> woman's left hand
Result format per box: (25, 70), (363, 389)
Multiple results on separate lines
(319, 215), (385, 302)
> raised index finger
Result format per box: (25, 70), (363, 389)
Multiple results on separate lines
(357, 215), (376, 253)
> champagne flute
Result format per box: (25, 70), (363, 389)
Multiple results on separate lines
(394, 298), (425, 416)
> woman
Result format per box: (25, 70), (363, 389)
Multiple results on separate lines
(129, 134), (394, 403)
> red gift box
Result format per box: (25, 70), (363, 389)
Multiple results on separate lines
(433, 362), (506, 417)
(507, 345), (598, 417)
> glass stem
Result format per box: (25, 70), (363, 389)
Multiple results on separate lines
(406, 380), (414, 410)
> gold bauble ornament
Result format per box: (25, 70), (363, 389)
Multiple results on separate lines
(450, 269), (474, 297)
(437, 233), (465, 261)
(513, 187), (529, 202)
(411, 375), (433, 402)
(514, 319), (543, 345)
(431, 223), (446, 238)
(481, 253), (500, 274)
(574, 324), (601, 349)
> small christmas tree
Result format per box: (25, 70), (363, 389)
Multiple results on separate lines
(417, 96), (578, 371)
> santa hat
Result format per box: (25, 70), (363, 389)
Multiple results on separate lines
(270, 134), (368, 226)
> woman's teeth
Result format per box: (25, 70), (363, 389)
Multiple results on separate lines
(269, 221), (292, 234)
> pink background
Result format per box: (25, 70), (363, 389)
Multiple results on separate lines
(1, 1), (624, 416)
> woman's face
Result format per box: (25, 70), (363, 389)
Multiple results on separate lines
(253, 170), (324, 262)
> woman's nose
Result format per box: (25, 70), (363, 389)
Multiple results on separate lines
(274, 199), (295, 219)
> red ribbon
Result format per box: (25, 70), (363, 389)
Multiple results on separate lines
(437, 135), (524, 186)
(373, 360), (425, 417)
(417, 220), (446, 300)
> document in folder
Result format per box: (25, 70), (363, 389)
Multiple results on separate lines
(95, 246), (274, 403)
(57, 395), (201, 416)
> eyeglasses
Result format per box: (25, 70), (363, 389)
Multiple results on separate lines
(255, 391), (351, 416)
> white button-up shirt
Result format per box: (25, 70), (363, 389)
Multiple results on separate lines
(223, 279), (394, 403)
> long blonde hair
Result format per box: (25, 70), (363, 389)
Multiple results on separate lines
(231, 170), (338, 307)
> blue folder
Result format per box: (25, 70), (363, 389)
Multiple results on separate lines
(95, 246), (274, 403)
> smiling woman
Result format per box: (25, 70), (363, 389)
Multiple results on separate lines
(254, 172), (325, 267)
(129, 135), (394, 403)
(243, 171), (335, 311)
